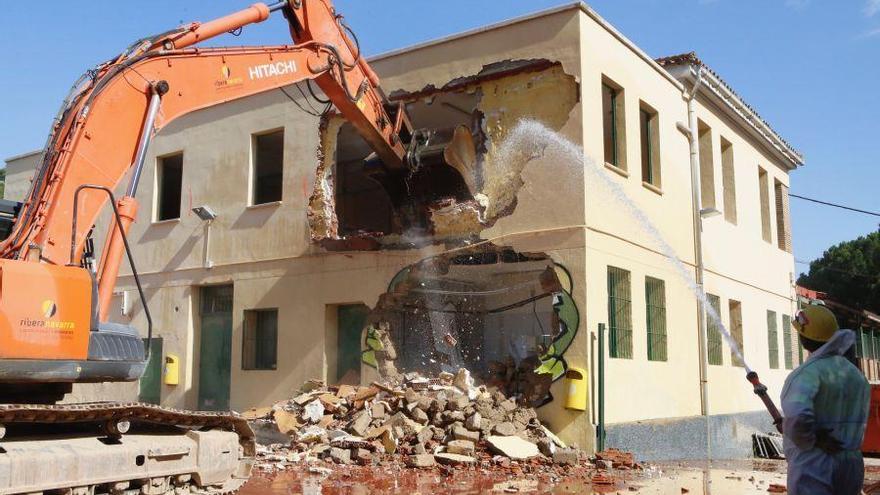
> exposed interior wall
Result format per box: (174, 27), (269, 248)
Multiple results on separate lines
(308, 61), (579, 250)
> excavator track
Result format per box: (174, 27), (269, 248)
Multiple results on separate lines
(0, 402), (255, 495)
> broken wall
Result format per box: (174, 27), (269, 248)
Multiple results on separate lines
(308, 61), (580, 248)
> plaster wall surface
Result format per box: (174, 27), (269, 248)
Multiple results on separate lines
(3, 152), (40, 202)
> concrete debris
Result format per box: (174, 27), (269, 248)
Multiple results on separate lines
(248, 369), (620, 475)
(434, 452), (477, 466)
(445, 439), (476, 455)
(303, 400), (325, 423)
(594, 448), (640, 470)
(552, 448), (579, 466)
(485, 435), (540, 460)
(406, 453), (436, 468)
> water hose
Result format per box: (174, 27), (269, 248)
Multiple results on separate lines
(747, 371), (783, 433)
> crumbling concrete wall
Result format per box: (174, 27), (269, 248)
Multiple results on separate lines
(308, 62), (579, 247)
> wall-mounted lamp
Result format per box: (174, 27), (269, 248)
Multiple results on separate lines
(699, 207), (721, 219)
(192, 205), (217, 269)
(192, 205), (217, 222)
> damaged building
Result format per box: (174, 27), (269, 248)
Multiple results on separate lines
(3, 3), (802, 459)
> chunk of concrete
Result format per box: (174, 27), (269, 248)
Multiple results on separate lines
(347, 410), (372, 437)
(434, 453), (477, 466)
(485, 435), (540, 460)
(411, 407), (429, 424)
(380, 428), (398, 454)
(452, 425), (480, 443)
(553, 448), (579, 466)
(329, 447), (351, 464)
(465, 412), (482, 431)
(493, 422), (517, 436)
(302, 400), (325, 423)
(406, 454), (436, 468)
(446, 439), (476, 455)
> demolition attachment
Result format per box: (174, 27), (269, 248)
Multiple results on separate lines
(747, 371), (783, 433)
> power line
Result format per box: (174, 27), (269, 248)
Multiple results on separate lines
(790, 193), (880, 218)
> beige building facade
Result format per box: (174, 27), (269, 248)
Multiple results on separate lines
(4, 3), (802, 457)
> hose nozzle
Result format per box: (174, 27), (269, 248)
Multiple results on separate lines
(747, 371), (783, 433)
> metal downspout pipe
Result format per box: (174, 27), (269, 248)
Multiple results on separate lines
(677, 65), (710, 458)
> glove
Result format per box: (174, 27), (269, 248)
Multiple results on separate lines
(814, 428), (843, 454)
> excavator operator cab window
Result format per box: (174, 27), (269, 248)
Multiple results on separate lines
(0, 199), (22, 241)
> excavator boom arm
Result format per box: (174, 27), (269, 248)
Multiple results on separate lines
(1, 1), (411, 318)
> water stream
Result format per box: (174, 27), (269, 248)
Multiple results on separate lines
(496, 119), (752, 372)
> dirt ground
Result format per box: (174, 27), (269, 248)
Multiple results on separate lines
(240, 458), (880, 494)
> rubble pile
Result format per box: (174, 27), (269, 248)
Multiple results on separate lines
(247, 369), (583, 471)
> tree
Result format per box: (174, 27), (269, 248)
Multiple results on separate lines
(797, 230), (880, 314)
(0, 167), (5, 199)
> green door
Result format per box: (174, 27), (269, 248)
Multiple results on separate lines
(337, 305), (369, 384)
(138, 337), (163, 404)
(198, 285), (233, 411)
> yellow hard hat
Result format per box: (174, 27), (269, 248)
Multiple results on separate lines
(793, 305), (839, 343)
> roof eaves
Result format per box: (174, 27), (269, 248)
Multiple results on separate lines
(657, 52), (804, 169)
(4, 149), (41, 164)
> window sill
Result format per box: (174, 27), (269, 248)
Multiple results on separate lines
(641, 181), (663, 195)
(151, 218), (180, 226)
(247, 201), (282, 210)
(242, 368), (277, 371)
(604, 162), (629, 178)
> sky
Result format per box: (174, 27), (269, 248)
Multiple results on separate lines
(0, 0), (877, 269)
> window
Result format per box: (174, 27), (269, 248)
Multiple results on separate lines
(639, 103), (661, 187)
(758, 167), (772, 243)
(782, 311), (794, 370)
(251, 129), (284, 205)
(874, 331), (880, 363)
(607, 266), (632, 359)
(774, 179), (792, 252)
(729, 300), (744, 367)
(242, 309), (278, 370)
(783, 314), (794, 366)
(602, 80), (627, 170)
(856, 327), (865, 358)
(645, 277), (667, 361)
(721, 137), (737, 224)
(706, 294), (723, 366)
(155, 153), (183, 221)
(862, 329), (875, 360)
(797, 333), (805, 364)
(767, 310), (779, 369)
(698, 120), (715, 209)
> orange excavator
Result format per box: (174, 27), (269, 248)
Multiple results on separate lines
(0, 1), (470, 493)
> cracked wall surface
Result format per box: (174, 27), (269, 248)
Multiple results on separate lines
(307, 60), (579, 250)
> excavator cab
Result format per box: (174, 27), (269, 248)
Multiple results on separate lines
(0, 200), (20, 241)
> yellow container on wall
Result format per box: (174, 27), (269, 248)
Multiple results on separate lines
(564, 366), (588, 411)
(164, 354), (180, 386)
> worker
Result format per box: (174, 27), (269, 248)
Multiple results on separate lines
(780, 304), (870, 495)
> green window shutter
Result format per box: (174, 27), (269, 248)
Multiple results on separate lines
(767, 310), (779, 369)
(607, 266), (633, 359)
(645, 277), (667, 362)
(782, 315), (794, 370)
(706, 294), (723, 365)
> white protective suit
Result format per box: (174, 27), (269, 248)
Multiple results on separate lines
(780, 329), (870, 495)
